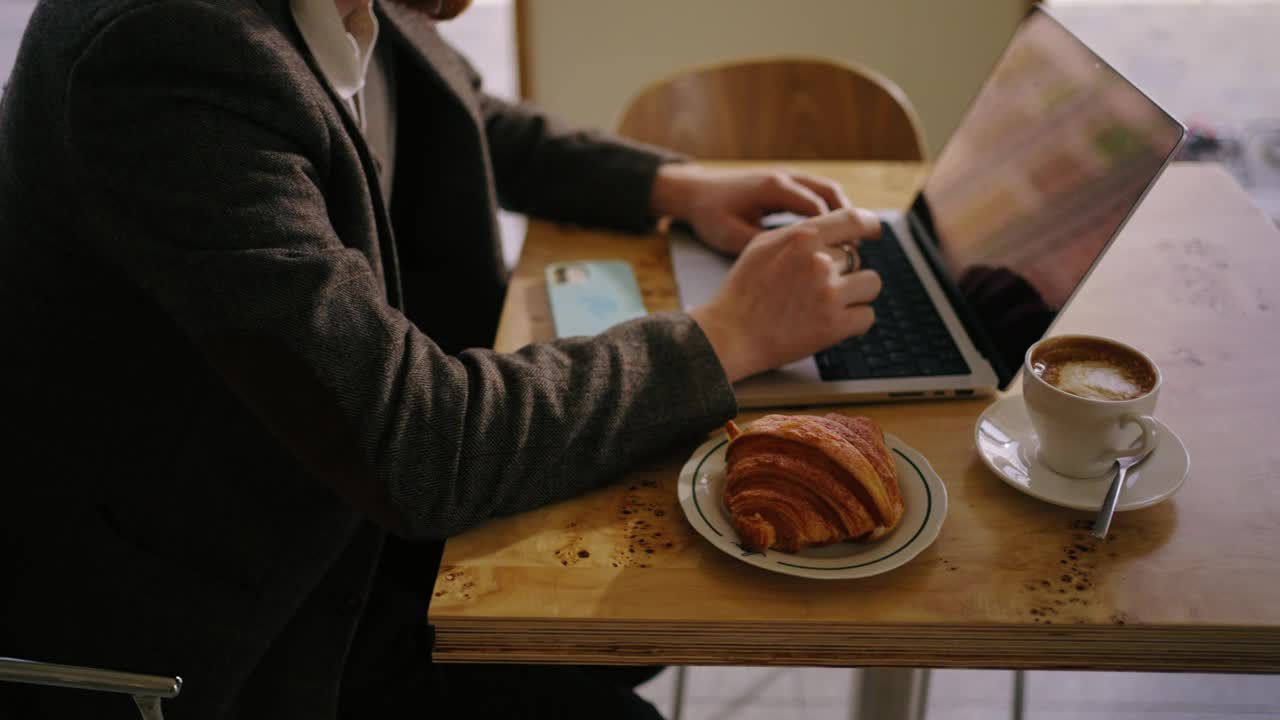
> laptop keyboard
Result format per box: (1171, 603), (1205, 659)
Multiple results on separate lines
(814, 226), (971, 381)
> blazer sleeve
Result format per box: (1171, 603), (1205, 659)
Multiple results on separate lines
(479, 93), (681, 232)
(448, 48), (685, 233)
(64, 2), (736, 539)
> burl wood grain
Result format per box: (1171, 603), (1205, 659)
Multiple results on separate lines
(432, 163), (1280, 671)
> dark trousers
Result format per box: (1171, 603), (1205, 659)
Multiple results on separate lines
(339, 537), (665, 720)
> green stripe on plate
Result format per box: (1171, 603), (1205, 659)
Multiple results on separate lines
(691, 438), (729, 537)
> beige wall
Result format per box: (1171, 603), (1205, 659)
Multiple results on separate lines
(522, 0), (1028, 157)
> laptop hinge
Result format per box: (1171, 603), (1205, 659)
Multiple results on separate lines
(905, 198), (1017, 389)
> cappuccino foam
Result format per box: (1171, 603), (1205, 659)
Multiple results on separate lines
(1031, 337), (1157, 401)
(1049, 360), (1145, 401)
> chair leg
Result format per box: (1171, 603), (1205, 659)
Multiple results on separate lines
(671, 666), (688, 720)
(914, 669), (931, 720)
(133, 695), (165, 720)
(851, 668), (931, 720)
(1011, 670), (1026, 720)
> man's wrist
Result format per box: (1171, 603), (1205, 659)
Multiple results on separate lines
(649, 162), (701, 221)
(689, 304), (753, 384)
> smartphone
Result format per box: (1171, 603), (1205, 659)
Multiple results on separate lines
(545, 260), (647, 338)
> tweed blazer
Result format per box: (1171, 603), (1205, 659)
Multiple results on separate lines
(0, 0), (736, 717)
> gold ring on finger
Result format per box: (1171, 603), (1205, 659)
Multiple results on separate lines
(840, 242), (860, 274)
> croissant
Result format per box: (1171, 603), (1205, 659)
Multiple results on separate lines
(722, 414), (904, 553)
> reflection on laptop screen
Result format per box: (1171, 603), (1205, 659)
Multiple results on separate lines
(913, 9), (1184, 375)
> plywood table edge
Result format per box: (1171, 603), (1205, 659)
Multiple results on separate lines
(430, 618), (1280, 671)
(431, 619), (1280, 671)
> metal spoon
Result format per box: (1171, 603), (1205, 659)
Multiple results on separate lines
(1091, 449), (1156, 539)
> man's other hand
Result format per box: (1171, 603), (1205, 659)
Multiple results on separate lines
(650, 164), (852, 256)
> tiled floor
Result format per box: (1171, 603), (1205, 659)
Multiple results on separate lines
(3, 2), (1278, 718)
(637, 666), (856, 720)
(636, 668), (1280, 719)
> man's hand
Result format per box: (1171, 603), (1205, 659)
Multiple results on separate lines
(650, 163), (852, 256)
(689, 209), (883, 383)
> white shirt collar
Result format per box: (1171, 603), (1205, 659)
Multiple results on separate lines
(290, 0), (380, 106)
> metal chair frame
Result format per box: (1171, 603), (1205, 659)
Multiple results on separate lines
(0, 656), (181, 719)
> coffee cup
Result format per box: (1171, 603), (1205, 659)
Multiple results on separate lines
(1023, 334), (1161, 478)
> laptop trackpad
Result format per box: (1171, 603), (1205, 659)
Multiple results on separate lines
(736, 358), (822, 390)
(669, 229), (730, 311)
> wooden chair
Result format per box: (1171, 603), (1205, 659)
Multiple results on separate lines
(617, 57), (928, 161)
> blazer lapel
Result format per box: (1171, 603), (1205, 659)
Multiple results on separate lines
(375, 2), (482, 123)
(256, 0), (404, 309)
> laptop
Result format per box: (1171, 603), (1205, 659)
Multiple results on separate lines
(670, 6), (1186, 408)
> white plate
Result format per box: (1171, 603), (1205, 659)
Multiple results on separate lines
(677, 429), (948, 580)
(975, 395), (1190, 512)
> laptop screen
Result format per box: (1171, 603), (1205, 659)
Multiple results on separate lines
(910, 8), (1185, 382)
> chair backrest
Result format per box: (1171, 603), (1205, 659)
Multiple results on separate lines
(618, 58), (927, 162)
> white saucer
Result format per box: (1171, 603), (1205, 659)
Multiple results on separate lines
(975, 396), (1189, 512)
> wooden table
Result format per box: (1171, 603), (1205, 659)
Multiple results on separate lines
(428, 162), (1280, 673)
